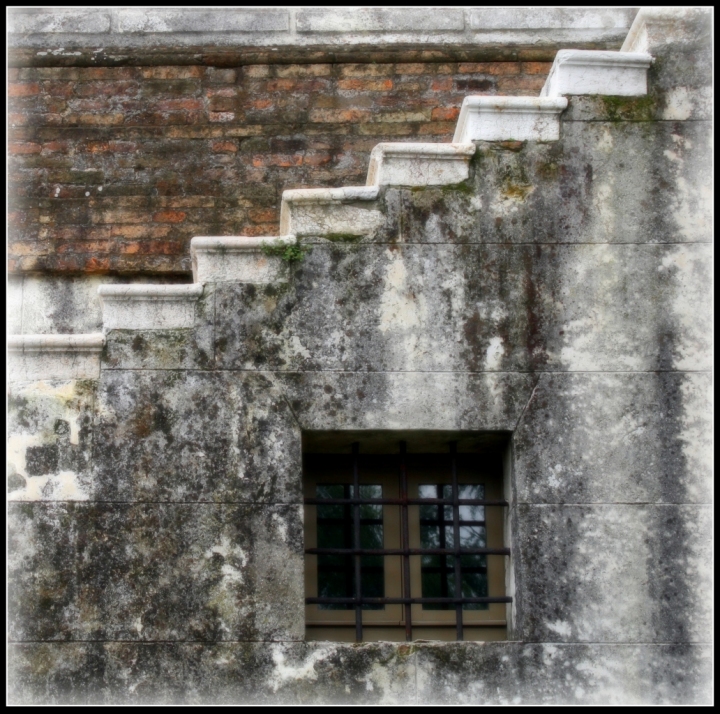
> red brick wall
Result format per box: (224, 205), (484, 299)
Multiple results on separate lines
(9, 61), (550, 275)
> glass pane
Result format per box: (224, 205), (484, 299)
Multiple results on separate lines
(316, 483), (384, 610)
(419, 483), (489, 611)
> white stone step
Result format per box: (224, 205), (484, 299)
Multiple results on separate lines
(453, 96), (568, 143)
(8, 333), (104, 381)
(366, 142), (476, 187)
(280, 186), (381, 238)
(191, 235), (297, 283)
(98, 284), (203, 330)
(540, 50), (653, 97)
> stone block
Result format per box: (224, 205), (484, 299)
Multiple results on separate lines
(515, 505), (712, 643)
(98, 284), (203, 331)
(8, 641), (417, 705)
(540, 50), (653, 97)
(8, 379), (96, 501)
(367, 143), (475, 187)
(416, 642), (711, 705)
(280, 372), (534, 432)
(8, 10), (111, 34)
(9, 334), (104, 383)
(297, 8), (464, 33)
(115, 9), (289, 34)
(279, 187), (383, 239)
(191, 236), (294, 283)
(514, 373), (712, 505)
(8, 275), (23, 333)
(453, 97), (567, 143)
(9, 502), (303, 642)
(92, 371), (300, 503)
(469, 7), (637, 31)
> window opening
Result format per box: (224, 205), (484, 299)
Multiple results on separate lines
(304, 435), (511, 642)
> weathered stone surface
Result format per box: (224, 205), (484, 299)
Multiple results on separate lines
(116, 9), (290, 34)
(191, 236), (294, 284)
(453, 96), (567, 142)
(470, 8), (637, 32)
(8, 275), (23, 333)
(8, 10), (112, 34)
(298, 8), (465, 33)
(9, 641), (711, 705)
(8, 380), (96, 501)
(102, 285), (214, 370)
(8, 641), (417, 705)
(540, 50), (652, 97)
(8, 502), (303, 642)
(514, 372), (712, 504)
(280, 372), (534, 432)
(92, 370), (300, 503)
(9, 335), (105, 384)
(515, 505), (712, 643)
(214, 243), (710, 373)
(416, 642), (711, 705)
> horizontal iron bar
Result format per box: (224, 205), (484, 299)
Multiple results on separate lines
(305, 498), (508, 506)
(306, 596), (512, 604)
(306, 621), (508, 628)
(307, 547), (510, 556)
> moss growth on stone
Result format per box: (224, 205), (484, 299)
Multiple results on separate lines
(600, 95), (657, 122)
(261, 243), (310, 263)
(324, 233), (362, 243)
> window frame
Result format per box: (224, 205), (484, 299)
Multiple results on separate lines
(303, 438), (511, 642)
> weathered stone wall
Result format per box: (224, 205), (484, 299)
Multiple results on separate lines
(7, 7), (712, 706)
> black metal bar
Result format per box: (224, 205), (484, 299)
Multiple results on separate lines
(306, 621), (507, 628)
(399, 440), (412, 642)
(352, 442), (362, 643)
(305, 498), (508, 507)
(306, 596), (512, 605)
(306, 547), (510, 556)
(450, 442), (464, 641)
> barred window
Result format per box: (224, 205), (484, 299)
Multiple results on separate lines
(303, 433), (511, 642)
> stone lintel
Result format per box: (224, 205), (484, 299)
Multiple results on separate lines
(98, 284), (203, 330)
(541, 49), (653, 97)
(191, 235), (296, 284)
(453, 96), (568, 143)
(366, 142), (476, 187)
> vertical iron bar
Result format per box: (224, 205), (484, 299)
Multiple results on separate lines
(450, 441), (463, 641)
(352, 442), (362, 643)
(399, 441), (412, 641)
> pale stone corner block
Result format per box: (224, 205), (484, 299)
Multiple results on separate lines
(98, 284), (203, 330)
(621, 7), (711, 53)
(279, 186), (380, 237)
(453, 97), (568, 143)
(366, 143), (476, 187)
(8, 333), (104, 382)
(540, 50), (653, 98)
(191, 235), (296, 283)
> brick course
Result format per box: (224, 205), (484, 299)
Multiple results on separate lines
(8, 61), (550, 275)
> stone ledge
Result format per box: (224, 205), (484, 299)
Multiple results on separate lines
(541, 50), (653, 97)
(367, 143), (476, 187)
(453, 96), (568, 142)
(98, 284), (203, 330)
(279, 187), (382, 239)
(622, 7), (711, 53)
(8, 333), (104, 382)
(191, 235), (296, 283)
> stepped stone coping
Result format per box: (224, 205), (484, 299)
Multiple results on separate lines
(540, 49), (653, 97)
(366, 142), (476, 187)
(8, 333), (104, 382)
(453, 96), (568, 143)
(191, 235), (297, 283)
(98, 284), (203, 330)
(282, 186), (379, 205)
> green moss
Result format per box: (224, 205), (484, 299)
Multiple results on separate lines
(600, 94), (657, 122)
(441, 180), (475, 195)
(261, 242), (310, 263)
